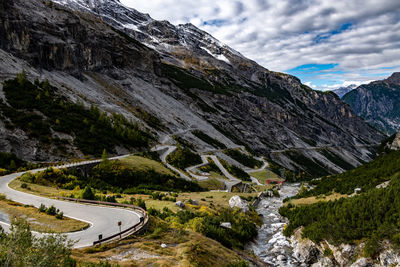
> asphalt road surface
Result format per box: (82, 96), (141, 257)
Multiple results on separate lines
(0, 158), (144, 248)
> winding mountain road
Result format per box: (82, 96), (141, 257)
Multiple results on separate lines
(0, 156), (145, 248)
(151, 145), (192, 181)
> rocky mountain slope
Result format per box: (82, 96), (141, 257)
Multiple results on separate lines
(343, 73), (400, 135)
(0, 0), (385, 175)
(332, 84), (357, 98)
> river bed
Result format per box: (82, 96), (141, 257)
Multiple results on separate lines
(247, 184), (300, 266)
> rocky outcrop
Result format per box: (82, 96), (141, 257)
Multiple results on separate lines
(379, 248), (400, 266)
(343, 73), (400, 135)
(391, 131), (400, 150)
(0, 0), (384, 172)
(229, 195), (250, 213)
(290, 228), (400, 267)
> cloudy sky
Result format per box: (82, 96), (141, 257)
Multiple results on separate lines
(121, 0), (400, 91)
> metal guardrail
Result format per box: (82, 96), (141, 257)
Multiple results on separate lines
(57, 197), (149, 246)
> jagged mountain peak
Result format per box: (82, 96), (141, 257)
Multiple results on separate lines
(53, 0), (153, 23)
(52, 0), (246, 69)
(0, 0), (385, 174)
(385, 72), (400, 85)
(332, 84), (358, 98)
(343, 72), (400, 134)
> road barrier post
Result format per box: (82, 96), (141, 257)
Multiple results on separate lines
(118, 221), (122, 238)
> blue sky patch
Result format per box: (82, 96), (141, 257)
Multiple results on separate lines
(314, 22), (352, 43)
(202, 19), (227, 27)
(287, 63), (343, 88)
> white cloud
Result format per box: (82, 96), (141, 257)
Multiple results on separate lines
(120, 0), (400, 87)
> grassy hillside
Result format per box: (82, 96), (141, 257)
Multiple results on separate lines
(119, 155), (174, 176)
(280, 150), (400, 258)
(293, 150), (400, 198)
(20, 158), (203, 194)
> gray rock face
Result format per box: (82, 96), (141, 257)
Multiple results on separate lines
(391, 131), (400, 150)
(229, 195), (250, 213)
(0, 0), (384, 173)
(343, 73), (400, 135)
(290, 232), (322, 265)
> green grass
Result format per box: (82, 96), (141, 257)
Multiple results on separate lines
(250, 169), (281, 184)
(119, 156), (175, 176)
(198, 177), (225, 190)
(0, 193), (88, 233)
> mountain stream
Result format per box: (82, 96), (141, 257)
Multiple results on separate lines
(247, 184), (301, 266)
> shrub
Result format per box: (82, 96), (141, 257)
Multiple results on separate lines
(0, 168), (7, 176)
(55, 212), (63, 220)
(38, 204), (47, 212)
(324, 248), (333, 257)
(46, 205), (57, 216)
(21, 183), (28, 189)
(81, 186), (95, 200)
(0, 219), (75, 265)
(135, 198), (147, 211)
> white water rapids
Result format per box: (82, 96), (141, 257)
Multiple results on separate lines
(247, 184), (301, 266)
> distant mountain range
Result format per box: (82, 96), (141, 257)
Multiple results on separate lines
(332, 84), (357, 98)
(342, 73), (400, 135)
(0, 0), (384, 176)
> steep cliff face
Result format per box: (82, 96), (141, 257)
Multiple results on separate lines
(0, 0), (385, 174)
(343, 73), (400, 135)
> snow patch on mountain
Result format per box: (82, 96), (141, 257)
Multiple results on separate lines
(201, 47), (230, 64)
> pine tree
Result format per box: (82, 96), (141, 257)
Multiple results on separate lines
(9, 160), (17, 171)
(17, 70), (27, 85)
(101, 149), (109, 161)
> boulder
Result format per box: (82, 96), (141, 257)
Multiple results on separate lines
(220, 222), (232, 229)
(229, 195), (250, 213)
(175, 201), (185, 208)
